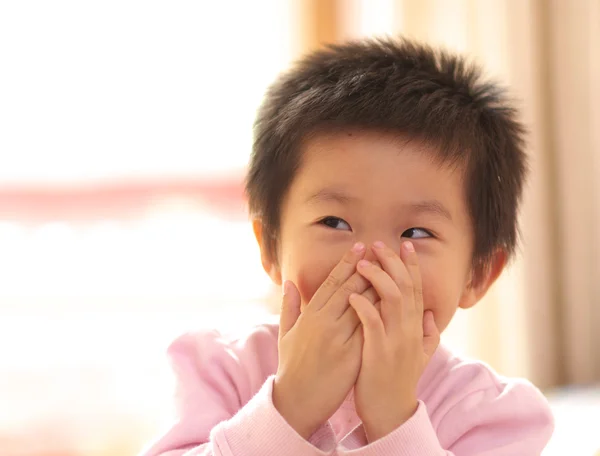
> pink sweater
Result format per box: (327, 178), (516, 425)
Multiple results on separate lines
(139, 322), (553, 456)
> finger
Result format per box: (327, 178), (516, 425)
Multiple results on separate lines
(361, 286), (382, 317)
(374, 300), (382, 314)
(372, 241), (412, 300)
(361, 285), (382, 315)
(346, 320), (364, 363)
(356, 259), (402, 332)
(400, 241), (423, 314)
(324, 270), (372, 320)
(371, 242), (413, 324)
(348, 293), (385, 343)
(362, 286), (379, 304)
(309, 242), (366, 312)
(422, 310), (440, 358)
(337, 304), (361, 343)
(372, 242), (417, 326)
(279, 281), (301, 340)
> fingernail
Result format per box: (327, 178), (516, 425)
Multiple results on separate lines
(373, 241), (385, 250)
(403, 241), (415, 252)
(283, 281), (291, 296)
(352, 242), (365, 253)
(358, 260), (371, 269)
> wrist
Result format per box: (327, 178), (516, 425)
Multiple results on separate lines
(272, 376), (320, 440)
(363, 398), (418, 442)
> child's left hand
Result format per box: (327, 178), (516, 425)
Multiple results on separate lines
(349, 240), (440, 442)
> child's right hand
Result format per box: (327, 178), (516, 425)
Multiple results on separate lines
(272, 242), (370, 440)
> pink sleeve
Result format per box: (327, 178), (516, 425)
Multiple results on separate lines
(337, 381), (553, 455)
(137, 329), (337, 456)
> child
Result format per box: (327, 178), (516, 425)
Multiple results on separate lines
(140, 37), (554, 455)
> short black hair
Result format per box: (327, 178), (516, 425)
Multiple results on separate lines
(246, 36), (527, 283)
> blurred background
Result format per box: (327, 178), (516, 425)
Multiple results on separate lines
(0, 1), (599, 455)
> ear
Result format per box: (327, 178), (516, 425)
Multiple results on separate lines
(252, 218), (282, 285)
(459, 249), (507, 310)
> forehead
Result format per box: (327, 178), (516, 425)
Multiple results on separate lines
(289, 129), (466, 207)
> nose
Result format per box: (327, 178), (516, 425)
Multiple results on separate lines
(359, 237), (401, 263)
(363, 247), (378, 263)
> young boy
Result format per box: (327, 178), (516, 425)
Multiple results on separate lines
(140, 37), (554, 455)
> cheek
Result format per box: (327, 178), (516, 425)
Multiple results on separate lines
(281, 248), (344, 307)
(295, 270), (326, 307)
(420, 262), (464, 333)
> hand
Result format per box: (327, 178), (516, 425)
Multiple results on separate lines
(349, 241), (440, 442)
(273, 242), (371, 439)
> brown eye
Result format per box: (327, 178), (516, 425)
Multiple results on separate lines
(402, 228), (432, 239)
(320, 216), (352, 231)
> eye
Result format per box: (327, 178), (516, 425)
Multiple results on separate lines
(401, 227), (432, 239)
(319, 216), (352, 231)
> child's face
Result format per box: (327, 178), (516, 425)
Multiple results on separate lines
(258, 129), (502, 333)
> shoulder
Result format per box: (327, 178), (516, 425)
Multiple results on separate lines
(167, 320), (279, 364)
(421, 345), (554, 451)
(421, 344), (550, 403)
(166, 320), (280, 407)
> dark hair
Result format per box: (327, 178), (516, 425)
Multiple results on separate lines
(246, 36), (527, 283)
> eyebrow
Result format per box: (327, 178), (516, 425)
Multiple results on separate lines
(305, 189), (358, 205)
(408, 200), (453, 222)
(305, 189), (453, 222)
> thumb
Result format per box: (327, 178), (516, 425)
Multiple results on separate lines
(422, 310), (440, 358)
(279, 280), (301, 339)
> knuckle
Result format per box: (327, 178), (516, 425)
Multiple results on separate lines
(414, 287), (424, 300)
(386, 286), (403, 302)
(343, 274), (369, 294)
(407, 253), (420, 265)
(340, 252), (356, 268)
(399, 278), (414, 294)
(383, 248), (396, 259)
(323, 274), (343, 290)
(362, 287), (378, 303)
(340, 280), (360, 296)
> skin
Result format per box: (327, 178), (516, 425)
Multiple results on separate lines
(254, 129), (506, 442)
